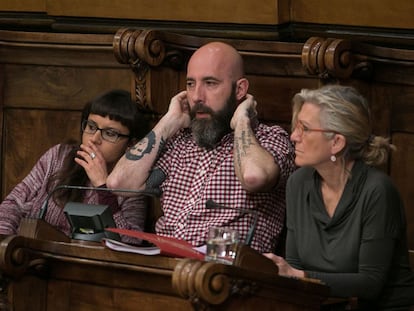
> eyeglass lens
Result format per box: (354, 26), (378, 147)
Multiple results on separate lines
(82, 120), (124, 143)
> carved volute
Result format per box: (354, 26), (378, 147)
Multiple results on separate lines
(114, 29), (160, 112)
(173, 259), (232, 308)
(0, 236), (29, 277)
(113, 28), (168, 66)
(113, 28), (185, 115)
(302, 37), (355, 80)
(172, 259), (261, 309)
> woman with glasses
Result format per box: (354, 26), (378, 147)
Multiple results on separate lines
(265, 85), (414, 310)
(0, 89), (150, 244)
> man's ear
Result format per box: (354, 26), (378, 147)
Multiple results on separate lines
(236, 78), (249, 101)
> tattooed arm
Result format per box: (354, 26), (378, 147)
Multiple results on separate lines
(230, 94), (280, 192)
(107, 91), (191, 192)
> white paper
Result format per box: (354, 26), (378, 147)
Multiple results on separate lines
(103, 238), (161, 255)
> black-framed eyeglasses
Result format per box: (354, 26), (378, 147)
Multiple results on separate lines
(293, 120), (339, 136)
(81, 120), (130, 143)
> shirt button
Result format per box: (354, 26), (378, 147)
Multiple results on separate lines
(199, 169), (206, 176)
(177, 223), (185, 229)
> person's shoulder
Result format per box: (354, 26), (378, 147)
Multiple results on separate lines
(360, 165), (405, 219)
(39, 144), (75, 161)
(352, 162), (402, 206)
(39, 144), (62, 157)
(257, 123), (289, 135)
(48, 143), (74, 155)
(365, 165), (398, 193)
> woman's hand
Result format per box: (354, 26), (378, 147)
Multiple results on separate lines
(75, 143), (108, 187)
(263, 253), (306, 278)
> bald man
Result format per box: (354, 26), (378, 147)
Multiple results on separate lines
(108, 42), (295, 253)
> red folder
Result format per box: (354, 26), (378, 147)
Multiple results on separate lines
(106, 228), (205, 260)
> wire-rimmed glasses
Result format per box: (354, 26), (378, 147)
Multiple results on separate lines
(293, 120), (339, 136)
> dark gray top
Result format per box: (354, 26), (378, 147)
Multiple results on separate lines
(286, 160), (414, 310)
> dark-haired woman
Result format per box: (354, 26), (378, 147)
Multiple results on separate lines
(0, 89), (150, 244)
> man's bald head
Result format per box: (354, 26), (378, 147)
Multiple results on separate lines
(187, 42), (245, 81)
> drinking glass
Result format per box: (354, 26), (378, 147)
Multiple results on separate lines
(205, 227), (239, 265)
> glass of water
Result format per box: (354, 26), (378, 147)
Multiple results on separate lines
(205, 227), (240, 265)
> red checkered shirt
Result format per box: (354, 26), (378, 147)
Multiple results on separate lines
(155, 123), (296, 253)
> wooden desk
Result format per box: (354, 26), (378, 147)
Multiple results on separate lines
(0, 234), (329, 311)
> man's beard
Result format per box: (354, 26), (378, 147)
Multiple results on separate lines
(190, 88), (237, 150)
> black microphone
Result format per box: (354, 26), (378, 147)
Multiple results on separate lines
(38, 185), (161, 220)
(205, 199), (259, 247)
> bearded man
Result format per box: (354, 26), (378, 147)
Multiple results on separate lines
(108, 42), (295, 253)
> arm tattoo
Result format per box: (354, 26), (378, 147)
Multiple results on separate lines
(126, 131), (157, 161)
(234, 129), (254, 168)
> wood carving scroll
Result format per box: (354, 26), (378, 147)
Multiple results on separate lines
(0, 236), (29, 277)
(172, 259), (257, 308)
(113, 28), (152, 112)
(113, 28), (184, 113)
(113, 28), (168, 68)
(302, 37), (355, 80)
